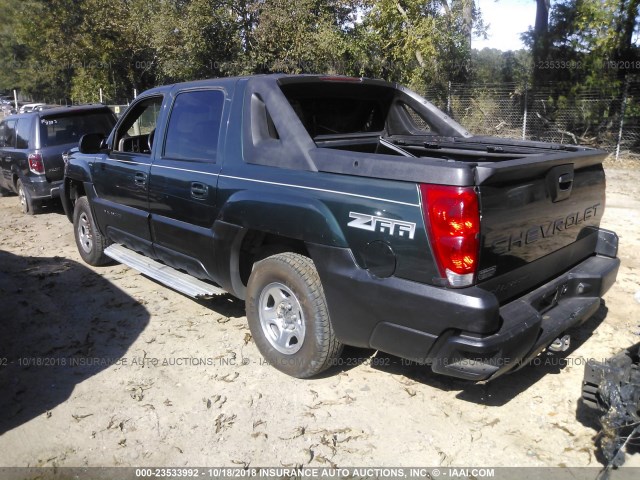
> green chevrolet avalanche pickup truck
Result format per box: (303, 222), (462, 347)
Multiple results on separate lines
(61, 75), (619, 380)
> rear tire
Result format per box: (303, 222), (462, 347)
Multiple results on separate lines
(246, 253), (343, 378)
(73, 196), (110, 266)
(17, 179), (39, 215)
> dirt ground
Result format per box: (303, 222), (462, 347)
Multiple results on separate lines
(0, 166), (639, 473)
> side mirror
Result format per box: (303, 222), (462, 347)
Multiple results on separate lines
(78, 133), (106, 154)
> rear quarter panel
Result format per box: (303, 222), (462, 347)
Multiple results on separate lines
(216, 162), (438, 283)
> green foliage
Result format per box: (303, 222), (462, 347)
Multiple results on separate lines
(0, 0), (24, 92)
(12, 0), (80, 100)
(146, 0), (242, 81)
(524, 0), (640, 92)
(471, 48), (532, 85)
(352, 0), (486, 95)
(70, 67), (110, 104)
(0, 0), (506, 102)
(243, 0), (352, 74)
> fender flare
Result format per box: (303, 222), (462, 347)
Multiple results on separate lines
(62, 157), (96, 221)
(214, 190), (349, 299)
(217, 189), (348, 248)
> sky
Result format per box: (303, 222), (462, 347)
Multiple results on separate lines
(473, 0), (537, 51)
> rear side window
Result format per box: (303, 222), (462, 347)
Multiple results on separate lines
(401, 103), (433, 132)
(0, 119), (17, 148)
(16, 118), (33, 149)
(286, 97), (386, 137)
(39, 111), (116, 147)
(164, 89), (224, 162)
(279, 82), (392, 138)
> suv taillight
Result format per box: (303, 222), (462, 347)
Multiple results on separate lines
(28, 153), (45, 174)
(419, 184), (480, 288)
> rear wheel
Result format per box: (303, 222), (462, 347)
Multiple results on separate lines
(17, 179), (39, 215)
(73, 196), (110, 266)
(246, 253), (343, 378)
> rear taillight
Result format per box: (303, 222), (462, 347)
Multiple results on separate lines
(420, 184), (480, 288)
(28, 153), (45, 174)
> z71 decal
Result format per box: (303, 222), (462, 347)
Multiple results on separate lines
(348, 212), (416, 239)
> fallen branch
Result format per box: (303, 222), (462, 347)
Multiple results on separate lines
(534, 112), (585, 144)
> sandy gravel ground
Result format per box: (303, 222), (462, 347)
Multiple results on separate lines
(0, 166), (639, 473)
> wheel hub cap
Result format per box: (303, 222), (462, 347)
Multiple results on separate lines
(77, 213), (93, 253)
(258, 282), (305, 355)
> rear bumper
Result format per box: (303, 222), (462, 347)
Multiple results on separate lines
(430, 254), (619, 380)
(309, 231), (619, 381)
(25, 177), (62, 200)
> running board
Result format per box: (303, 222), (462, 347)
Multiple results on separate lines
(104, 244), (226, 299)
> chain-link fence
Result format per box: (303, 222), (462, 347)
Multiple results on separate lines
(4, 80), (640, 161)
(425, 79), (640, 161)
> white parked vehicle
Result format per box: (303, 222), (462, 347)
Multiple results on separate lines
(19, 103), (46, 114)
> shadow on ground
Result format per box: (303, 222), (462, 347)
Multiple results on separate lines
(195, 294), (246, 320)
(35, 199), (67, 216)
(0, 250), (150, 435)
(328, 302), (610, 406)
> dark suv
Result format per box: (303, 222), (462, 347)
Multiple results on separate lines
(0, 105), (116, 214)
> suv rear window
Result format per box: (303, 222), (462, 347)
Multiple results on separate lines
(39, 111), (116, 147)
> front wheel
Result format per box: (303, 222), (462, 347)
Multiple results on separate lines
(246, 252), (343, 378)
(17, 179), (39, 215)
(73, 196), (110, 266)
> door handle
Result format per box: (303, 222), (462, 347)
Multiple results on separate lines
(546, 165), (574, 202)
(134, 172), (147, 186)
(190, 182), (208, 200)
(558, 173), (573, 191)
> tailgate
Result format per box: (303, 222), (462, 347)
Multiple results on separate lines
(476, 150), (608, 303)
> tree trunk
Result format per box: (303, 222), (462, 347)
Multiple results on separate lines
(616, 0), (639, 61)
(534, 0), (550, 35)
(462, 0), (473, 52)
(533, 0), (550, 85)
(609, 0), (639, 81)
